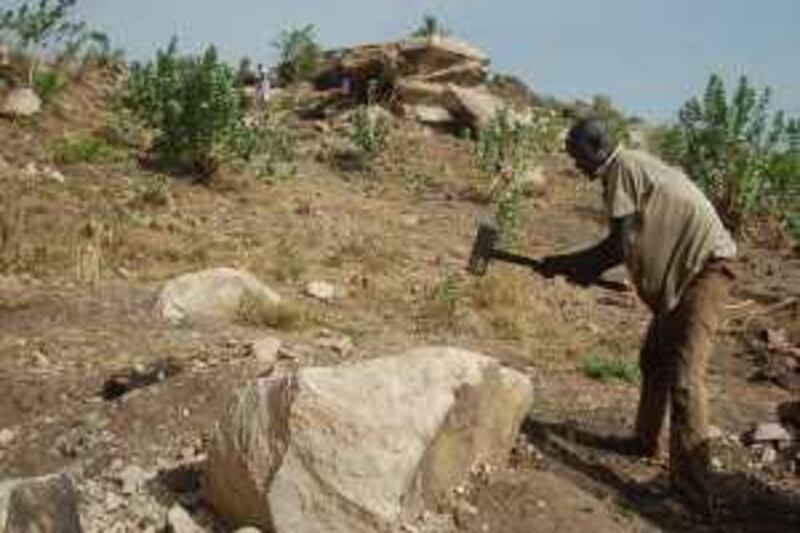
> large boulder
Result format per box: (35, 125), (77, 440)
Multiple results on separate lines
(155, 267), (281, 325)
(205, 346), (533, 532)
(0, 88), (41, 118)
(0, 474), (83, 533)
(443, 85), (507, 131)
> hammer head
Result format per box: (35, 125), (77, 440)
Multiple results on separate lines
(467, 221), (499, 276)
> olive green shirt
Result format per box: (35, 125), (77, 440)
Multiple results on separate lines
(598, 148), (736, 312)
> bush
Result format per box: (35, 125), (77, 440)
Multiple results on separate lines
(656, 74), (800, 234)
(272, 24), (321, 85)
(249, 112), (298, 181)
(120, 38), (253, 178)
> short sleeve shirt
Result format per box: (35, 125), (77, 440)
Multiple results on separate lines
(598, 148), (736, 312)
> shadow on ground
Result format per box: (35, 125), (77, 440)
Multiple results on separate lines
(522, 417), (800, 532)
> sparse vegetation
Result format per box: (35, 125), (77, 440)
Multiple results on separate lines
(656, 74), (800, 235)
(238, 293), (307, 331)
(31, 69), (66, 103)
(51, 133), (117, 164)
(420, 273), (463, 331)
(250, 113), (298, 181)
(120, 38), (253, 179)
(581, 354), (639, 383)
(272, 24), (321, 85)
(0, 0), (120, 91)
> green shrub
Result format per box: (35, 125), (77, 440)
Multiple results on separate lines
(420, 273), (463, 331)
(250, 114), (298, 181)
(272, 24), (321, 85)
(581, 354), (639, 383)
(32, 69), (66, 103)
(350, 105), (388, 161)
(51, 133), (116, 164)
(475, 109), (541, 246)
(120, 38), (253, 178)
(657, 74), (800, 234)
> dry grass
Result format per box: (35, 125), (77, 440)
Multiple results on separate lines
(0, 190), (25, 272)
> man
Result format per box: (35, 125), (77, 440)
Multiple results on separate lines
(542, 117), (737, 513)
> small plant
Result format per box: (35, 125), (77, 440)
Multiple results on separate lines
(270, 238), (306, 282)
(51, 133), (116, 164)
(581, 354), (639, 383)
(349, 83), (389, 163)
(272, 24), (321, 85)
(476, 109), (539, 246)
(250, 113), (298, 181)
(120, 38), (253, 179)
(420, 273), (463, 330)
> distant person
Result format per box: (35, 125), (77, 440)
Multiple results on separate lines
(539, 117), (737, 515)
(0, 43), (9, 67)
(255, 63), (270, 104)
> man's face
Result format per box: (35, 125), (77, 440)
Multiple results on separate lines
(565, 136), (599, 179)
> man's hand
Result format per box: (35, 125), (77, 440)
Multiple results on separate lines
(539, 255), (598, 286)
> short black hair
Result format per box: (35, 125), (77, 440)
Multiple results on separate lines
(567, 117), (615, 156)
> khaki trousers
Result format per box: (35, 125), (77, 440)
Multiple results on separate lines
(633, 259), (735, 505)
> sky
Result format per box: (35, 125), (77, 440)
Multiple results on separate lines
(9, 0), (800, 121)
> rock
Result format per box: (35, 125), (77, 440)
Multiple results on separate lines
(396, 80), (448, 106)
(305, 280), (336, 302)
(156, 268), (281, 325)
(250, 337), (283, 368)
(409, 105), (454, 125)
(1, 474), (83, 533)
(750, 422), (792, 444)
(315, 333), (353, 356)
(205, 346), (533, 532)
(23, 162), (38, 177)
(166, 504), (204, 533)
(0, 427), (17, 448)
(416, 61), (487, 86)
(233, 529), (262, 533)
(443, 85), (506, 130)
(0, 88), (41, 118)
(708, 425), (724, 441)
(518, 166), (547, 197)
(42, 166), (66, 184)
(116, 464), (150, 495)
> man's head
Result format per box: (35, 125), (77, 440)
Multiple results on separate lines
(565, 118), (616, 178)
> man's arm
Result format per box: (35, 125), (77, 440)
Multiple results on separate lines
(540, 215), (633, 285)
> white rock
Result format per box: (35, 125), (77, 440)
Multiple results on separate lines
(23, 162), (37, 177)
(305, 280), (336, 302)
(117, 464), (150, 495)
(251, 337), (283, 368)
(0, 88), (41, 118)
(166, 504), (204, 533)
(518, 166), (547, 197)
(708, 425), (724, 441)
(751, 422), (792, 444)
(0, 427), (17, 448)
(43, 166), (66, 184)
(155, 268), (281, 325)
(205, 346), (533, 532)
(234, 528), (263, 533)
(0, 474), (82, 532)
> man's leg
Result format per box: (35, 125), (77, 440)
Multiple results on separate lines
(633, 316), (671, 456)
(667, 260), (733, 511)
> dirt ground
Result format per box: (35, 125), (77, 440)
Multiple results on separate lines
(1, 73), (799, 532)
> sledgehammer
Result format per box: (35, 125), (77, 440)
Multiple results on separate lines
(467, 221), (629, 292)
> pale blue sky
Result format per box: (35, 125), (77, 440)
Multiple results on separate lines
(18, 0), (800, 120)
